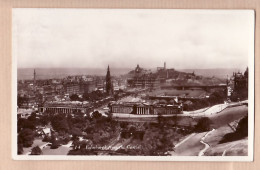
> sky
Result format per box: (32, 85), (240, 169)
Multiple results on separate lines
(13, 9), (254, 70)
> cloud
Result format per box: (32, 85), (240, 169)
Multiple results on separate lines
(13, 9), (253, 70)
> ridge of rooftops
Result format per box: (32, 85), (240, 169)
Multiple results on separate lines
(110, 100), (181, 108)
(42, 101), (91, 107)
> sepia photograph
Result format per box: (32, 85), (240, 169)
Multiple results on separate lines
(12, 8), (254, 161)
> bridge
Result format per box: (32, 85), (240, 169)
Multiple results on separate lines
(148, 95), (205, 102)
(161, 84), (227, 91)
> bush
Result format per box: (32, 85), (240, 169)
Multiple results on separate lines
(18, 128), (34, 147)
(70, 94), (81, 101)
(50, 140), (60, 149)
(51, 114), (69, 133)
(195, 117), (212, 132)
(70, 127), (82, 137)
(236, 116), (248, 137)
(60, 134), (71, 145)
(92, 111), (102, 119)
(30, 146), (42, 155)
(120, 122), (128, 129)
(219, 116), (248, 144)
(18, 144), (24, 155)
(42, 135), (51, 142)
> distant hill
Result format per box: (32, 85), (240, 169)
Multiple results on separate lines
(17, 67), (242, 80)
(178, 68), (243, 79)
(17, 68), (132, 80)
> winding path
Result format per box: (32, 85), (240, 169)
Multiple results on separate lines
(198, 129), (215, 156)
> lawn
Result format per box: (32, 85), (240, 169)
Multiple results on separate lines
(208, 105), (248, 129)
(204, 138), (248, 156)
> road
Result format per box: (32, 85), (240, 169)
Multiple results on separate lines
(112, 100), (247, 119)
(170, 132), (207, 156)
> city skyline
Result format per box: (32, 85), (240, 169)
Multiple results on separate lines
(13, 9), (253, 70)
(14, 9), (253, 160)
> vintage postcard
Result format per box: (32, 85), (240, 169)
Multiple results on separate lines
(12, 9), (254, 161)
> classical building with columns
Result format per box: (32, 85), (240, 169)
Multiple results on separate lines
(109, 102), (182, 115)
(39, 101), (93, 114)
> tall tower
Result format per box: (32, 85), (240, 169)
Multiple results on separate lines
(106, 65), (113, 95)
(164, 62), (166, 70)
(33, 69), (36, 85)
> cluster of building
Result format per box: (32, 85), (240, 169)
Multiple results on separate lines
(127, 62), (202, 90)
(233, 69), (248, 92)
(18, 64), (247, 117)
(17, 67), (127, 109)
(127, 64), (160, 90)
(226, 68), (248, 99)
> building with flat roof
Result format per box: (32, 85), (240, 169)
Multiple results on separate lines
(39, 101), (93, 114)
(109, 101), (182, 115)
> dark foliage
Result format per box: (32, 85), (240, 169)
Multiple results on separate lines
(17, 118), (36, 132)
(195, 117), (212, 132)
(30, 146), (42, 155)
(92, 111), (102, 119)
(50, 140), (60, 149)
(70, 94), (81, 101)
(17, 143), (24, 155)
(18, 128), (34, 147)
(219, 116), (248, 144)
(42, 135), (51, 142)
(70, 127), (82, 137)
(51, 114), (69, 133)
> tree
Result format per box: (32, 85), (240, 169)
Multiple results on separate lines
(244, 67), (248, 78)
(92, 111), (102, 119)
(195, 117), (212, 132)
(236, 116), (248, 137)
(31, 146), (42, 155)
(17, 95), (28, 108)
(70, 94), (80, 101)
(50, 140), (60, 149)
(106, 112), (113, 122)
(18, 118), (36, 131)
(18, 143), (24, 155)
(51, 114), (69, 133)
(209, 90), (226, 105)
(157, 113), (164, 125)
(39, 114), (51, 126)
(219, 116), (248, 144)
(18, 128), (34, 147)
(70, 127), (82, 137)
(120, 122), (128, 129)
(129, 126), (136, 134)
(172, 114), (179, 126)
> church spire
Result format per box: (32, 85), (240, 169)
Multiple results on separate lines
(33, 69), (36, 85)
(106, 65), (113, 95)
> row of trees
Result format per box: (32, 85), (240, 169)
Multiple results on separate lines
(220, 116), (248, 143)
(17, 112), (39, 154)
(183, 89), (227, 111)
(70, 90), (105, 102)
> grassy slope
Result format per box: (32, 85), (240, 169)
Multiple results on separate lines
(203, 105), (248, 156)
(171, 132), (207, 156)
(204, 138), (248, 156)
(208, 105), (248, 129)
